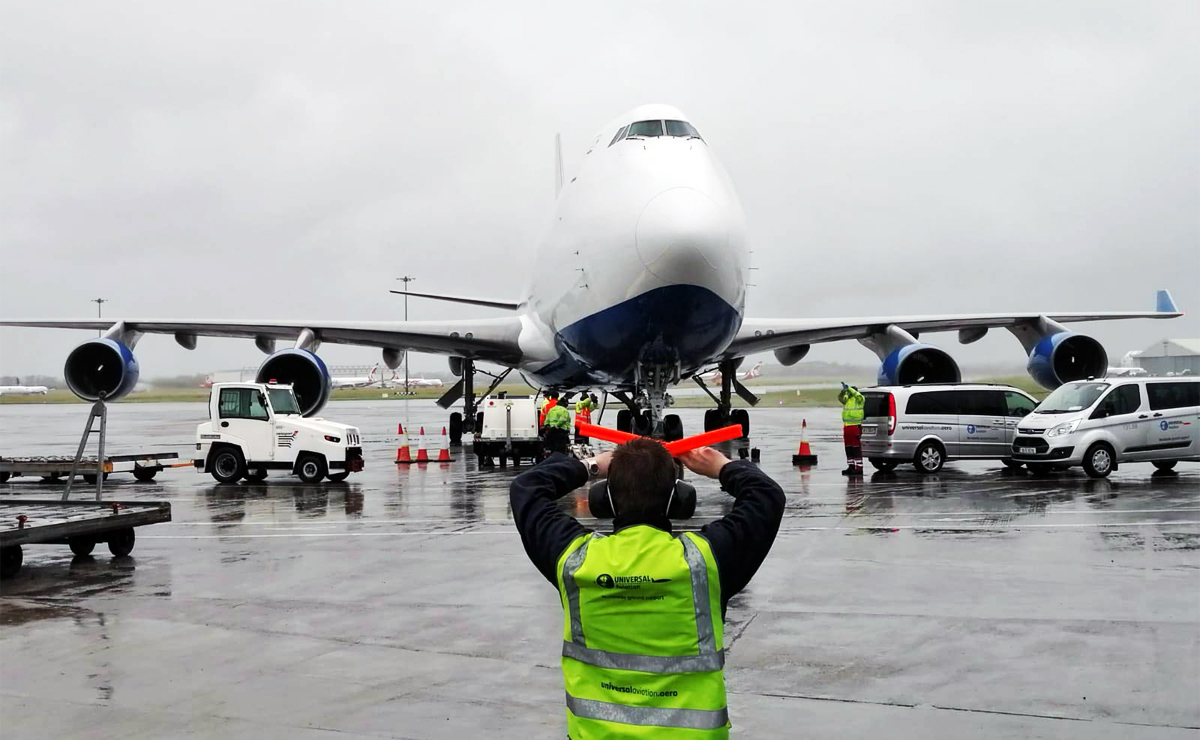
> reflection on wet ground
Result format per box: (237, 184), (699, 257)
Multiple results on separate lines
(2, 401), (1198, 738)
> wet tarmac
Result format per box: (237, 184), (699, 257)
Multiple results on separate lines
(1, 400), (1198, 739)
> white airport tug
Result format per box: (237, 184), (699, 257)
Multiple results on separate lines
(195, 382), (363, 483)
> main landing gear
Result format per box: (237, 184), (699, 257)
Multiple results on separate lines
(438, 358), (511, 446)
(692, 359), (756, 438)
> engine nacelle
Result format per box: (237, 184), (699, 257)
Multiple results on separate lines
(1027, 332), (1108, 390)
(64, 338), (141, 402)
(256, 349), (332, 417)
(878, 344), (961, 386)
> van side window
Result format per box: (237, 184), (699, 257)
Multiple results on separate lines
(960, 390), (1006, 416)
(1147, 382), (1200, 411)
(1003, 392), (1037, 418)
(906, 391), (958, 415)
(1092, 384), (1141, 419)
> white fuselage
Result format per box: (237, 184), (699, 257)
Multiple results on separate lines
(0, 385), (49, 396)
(514, 104), (749, 390)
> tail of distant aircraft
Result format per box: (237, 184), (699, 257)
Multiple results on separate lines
(743, 361), (763, 380)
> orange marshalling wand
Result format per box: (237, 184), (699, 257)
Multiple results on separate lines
(574, 421), (744, 456)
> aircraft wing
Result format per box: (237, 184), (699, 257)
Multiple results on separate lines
(725, 295), (1182, 360)
(0, 317), (525, 365)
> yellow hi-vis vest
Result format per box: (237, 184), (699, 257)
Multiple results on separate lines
(839, 386), (865, 426)
(555, 525), (729, 738)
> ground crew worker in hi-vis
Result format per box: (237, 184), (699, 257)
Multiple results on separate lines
(574, 393), (596, 443)
(510, 439), (785, 738)
(543, 402), (573, 455)
(839, 382), (865, 476)
(540, 392), (560, 427)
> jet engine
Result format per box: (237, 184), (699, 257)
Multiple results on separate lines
(64, 338), (140, 402)
(877, 344), (961, 386)
(1026, 332), (1107, 390)
(255, 349), (332, 417)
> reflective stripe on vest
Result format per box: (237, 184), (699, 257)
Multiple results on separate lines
(566, 693), (730, 730)
(557, 527), (728, 738)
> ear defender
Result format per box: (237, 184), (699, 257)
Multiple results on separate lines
(587, 479), (696, 520)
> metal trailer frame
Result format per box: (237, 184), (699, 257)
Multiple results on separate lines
(0, 453), (181, 485)
(0, 499), (172, 579)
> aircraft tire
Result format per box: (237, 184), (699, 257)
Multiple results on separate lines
(616, 410), (632, 433)
(449, 413), (463, 445)
(664, 415), (684, 442)
(731, 409), (750, 438)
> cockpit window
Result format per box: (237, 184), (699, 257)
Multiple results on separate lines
(608, 124), (629, 146)
(665, 120), (702, 139)
(627, 120), (664, 137)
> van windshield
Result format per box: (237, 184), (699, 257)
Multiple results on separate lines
(268, 388), (301, 415)
(1036, 382), (1109, 414)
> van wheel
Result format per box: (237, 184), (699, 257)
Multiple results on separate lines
(914, 441), (945, 474)
(1152, 461), (1177, 472)
(209, 447), (246, 484)
(1000, 458), (1022, 469)
(1082, 443), (1114, 478)
(296, 454), (327, 484)
(869, 458), (898, 472)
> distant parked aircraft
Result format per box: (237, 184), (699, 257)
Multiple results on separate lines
(0, 380), (49, 396)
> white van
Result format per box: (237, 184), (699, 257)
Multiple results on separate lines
(1011, 377), (1199, 477)
(861, 384), (1039, 473)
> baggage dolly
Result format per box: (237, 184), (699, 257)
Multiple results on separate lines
(0, 499), (172, 579)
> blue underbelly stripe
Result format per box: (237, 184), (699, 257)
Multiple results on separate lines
(533, 285), (741, 387)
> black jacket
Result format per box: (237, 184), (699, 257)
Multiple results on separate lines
(510, 453), (786, 614)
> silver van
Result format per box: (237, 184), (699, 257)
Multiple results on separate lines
(1011, 377), (1199, 477)
(861, 384), (1039, 473)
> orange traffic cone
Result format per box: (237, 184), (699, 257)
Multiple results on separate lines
(395, 423), (412, 464)
(415, 426), (430, 463)
(792, 418), (818, 466)
(436, 426), (453, 462)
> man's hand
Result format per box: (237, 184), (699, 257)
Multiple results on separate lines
(679, 447), (732, 479)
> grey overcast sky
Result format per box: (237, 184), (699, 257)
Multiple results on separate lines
(1, 0), (1197, 378)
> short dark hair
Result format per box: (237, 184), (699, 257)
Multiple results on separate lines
(608, 439), (676, 517)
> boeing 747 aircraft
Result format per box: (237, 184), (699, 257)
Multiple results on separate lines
(0, 104), (1182, 441)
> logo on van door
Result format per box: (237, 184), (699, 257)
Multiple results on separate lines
(1161, 420), (1170, 431)
(967, 425), (976, 434)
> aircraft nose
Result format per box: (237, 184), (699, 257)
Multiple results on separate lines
(635, 188), (734, 283)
